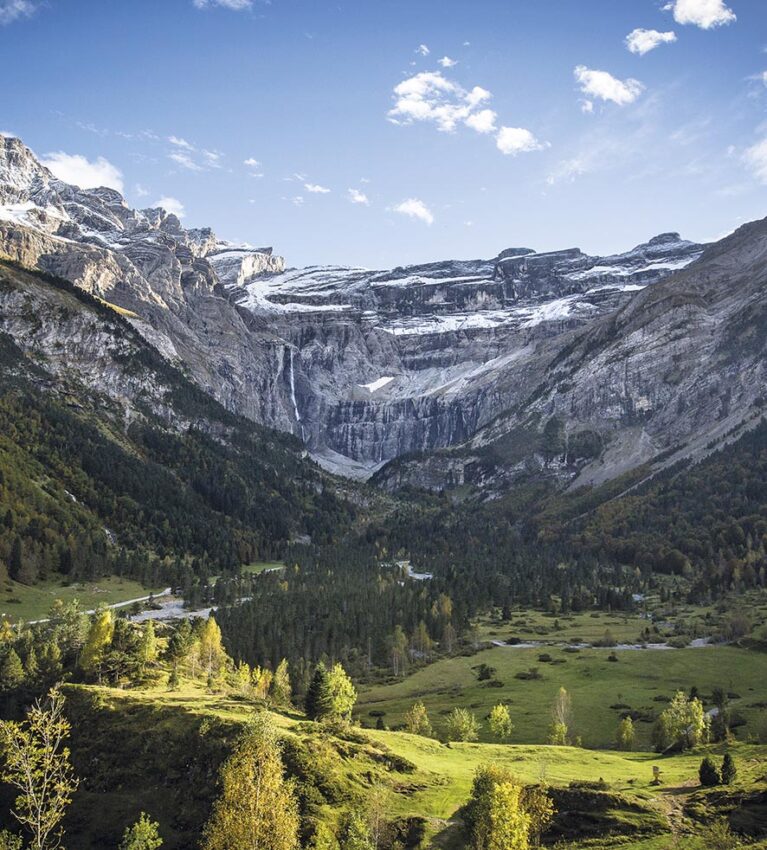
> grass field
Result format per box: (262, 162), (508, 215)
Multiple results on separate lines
(357, 644), (767, 749)
(0, 576), (164, 622)
(240, 560), (285, 575)
(474, 590), (767, 647)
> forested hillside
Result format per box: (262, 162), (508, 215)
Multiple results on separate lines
(0, 261), (356, 595)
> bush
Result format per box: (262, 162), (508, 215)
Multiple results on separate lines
(721, 753), (737, 785)
(699, 757), (721, 787)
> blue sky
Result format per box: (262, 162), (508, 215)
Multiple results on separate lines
(1, 0), (766, 268)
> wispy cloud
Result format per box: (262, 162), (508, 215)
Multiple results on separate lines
(743, 138), (767, 183)
(40, 151), (124, 193)
(574, 66), (644, 106)
(663, 0), (736, 29)
(416, 44), (430, 56)
(625, 28), (677, 55)
(193, 0), (252, 9)
(348, 188), (370, 205)
(392, 198), (434, 225)
(0, 0), (36, 25)
(438, 56), (457, 68)
(166, 137), (223, 172)
(169, 151), (203, 172)
(153, 196), (186, 218)
(168, 135), (194, 150)
(304, 182), (331, 194)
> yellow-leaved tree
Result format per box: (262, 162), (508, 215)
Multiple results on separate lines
(202, 712), (299, 850)
(487, 782), (530, 850)
(79, 608), (114, 683)
(0, 686), (79, 850)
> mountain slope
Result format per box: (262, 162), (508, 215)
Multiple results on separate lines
(375, 218), (767, 494)
(0, 259), (354, 589)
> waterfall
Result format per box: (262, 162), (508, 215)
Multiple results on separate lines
(289, 348), (301, 424)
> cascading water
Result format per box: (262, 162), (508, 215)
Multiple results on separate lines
(288, 347), (305, 440)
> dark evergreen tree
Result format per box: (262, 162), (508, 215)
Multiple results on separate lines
(304, 662), (332, 720)
(699, 757), (721, 787)
(721, 753), (737, 785)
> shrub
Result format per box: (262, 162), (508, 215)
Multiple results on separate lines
(699, 757), (721, 787)
(721, 753), (737, 785)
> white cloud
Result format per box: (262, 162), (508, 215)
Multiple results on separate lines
(193, 0), (251, 9)
(664, 0), (736, 29)
(438, 56), (457, 68)
(169, 151), (203, 172)
(626, 28), (677, 55)
(580, 100), (594, 114)
(168, 135), (194, 150)
(389, 70), (545, 157)
(348, 188), (370, 205)
(574, 65), (644, 106)
(153, 196), (186, 218)
(496, 126), (546, 156)
(388, 72), (496, 134)
(0, 0), (36, 25)
(304, 182), (331, 194)
(392, 198), (434, 226)
(465, 109), (498, 134)
(40, 152), (124, 193)
(416, 44), (430, 56)
(0, 130), (18, 138)
(244, 157), (261, 167)
(134, 183), (150, 198)
(743, 138), (767, 183)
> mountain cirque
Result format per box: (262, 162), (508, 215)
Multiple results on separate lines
(5, 133), (752, 490)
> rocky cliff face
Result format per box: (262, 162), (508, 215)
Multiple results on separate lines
(224, 225), (702, 476)
(375, 218), (767, 494)
(0, 134), (712, 483)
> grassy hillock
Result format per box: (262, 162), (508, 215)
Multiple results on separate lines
(20, 682), (765, 850)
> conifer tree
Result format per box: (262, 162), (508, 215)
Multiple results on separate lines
(304, 663), (332, 720)
(0, 650), (25, 692)
(721, 753), (737, 785)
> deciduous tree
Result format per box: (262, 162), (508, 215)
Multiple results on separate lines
(0, 686), (79, 850)
(202, 713), (299, 850)
(488, 704), (513, 742)
(119, 812), (163, 850)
